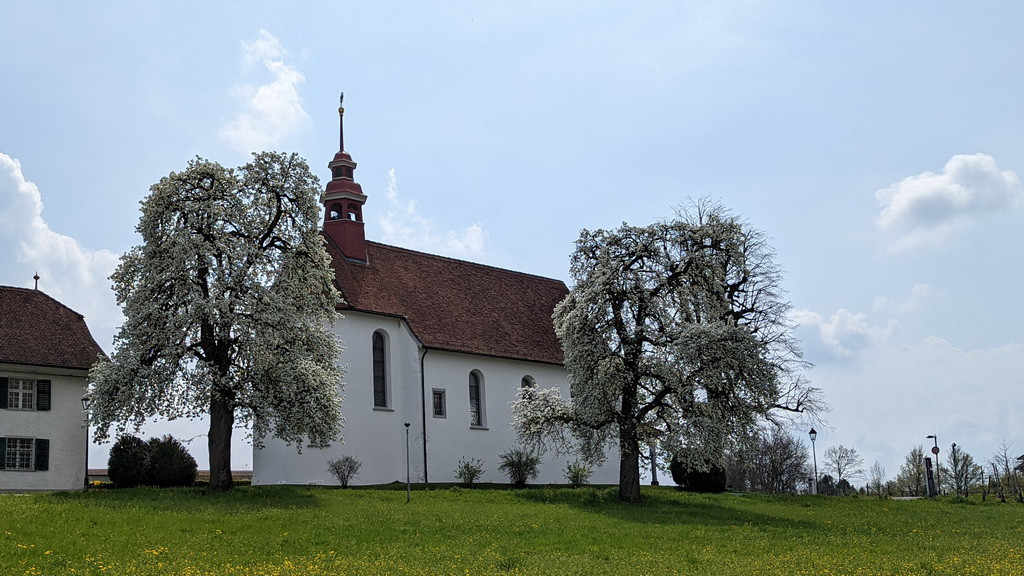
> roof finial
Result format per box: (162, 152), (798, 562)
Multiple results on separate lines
(33, 271), (40, 290)
(338, 91), (346, 152)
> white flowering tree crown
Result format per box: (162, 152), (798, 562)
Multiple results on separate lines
(88, 152), (345, 489)
(511, 199), (822, 502)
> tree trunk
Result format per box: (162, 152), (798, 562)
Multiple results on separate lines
(617, 376), (643, 502)
(618, 424), (642, 502)
(208, 390), (235, 491)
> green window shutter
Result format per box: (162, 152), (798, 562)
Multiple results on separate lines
(0, 437), (6, 467)
(0, 377), (8, 409)
(36, 380), (51, 411)
(34, 438), (50, 471)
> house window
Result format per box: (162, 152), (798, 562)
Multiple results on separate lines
(521, 376), (536, 388)
(4, 438), (33, 470)
(2, 437), (48, 471)
(432, 389), (446, 418)
(1, 378), (51, 412)
(8, 379), (35, 410)
(372, 331), (388, 408)
(468, 371), (485, 427)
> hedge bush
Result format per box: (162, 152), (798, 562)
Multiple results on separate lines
(147, 435), (198, 487)
(107, 435), (152, 488)
(106, 434), (197, 488)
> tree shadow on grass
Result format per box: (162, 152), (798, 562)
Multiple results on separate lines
(515, 486), (817, 530)
(46, 485), (323, 513)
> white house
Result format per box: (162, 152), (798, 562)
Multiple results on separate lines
(0, 285), (104, 491)
(253, 103), (616, 486)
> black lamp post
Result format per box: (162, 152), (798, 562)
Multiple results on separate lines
(927, 434), (940, 494)
(404, 422), (411, 503)
(809, 428), (818, 495)
(81, 395), (91, 489)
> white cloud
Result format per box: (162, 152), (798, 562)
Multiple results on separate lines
(220, 30), (312, 155)
(875, 153), (1022, 252)
(873, 283), (936, 315)
(792, 307), (895, 360)
(810, 336), (1024, 479)
(378, 168), (487, 259)
(0, 153), (120, 349)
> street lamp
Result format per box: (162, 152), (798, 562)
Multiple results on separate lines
(809, 428), (818, 495)
(404, 422), (411, 503)
(927, 434), (940, 495)
(81, 395), (91, 489)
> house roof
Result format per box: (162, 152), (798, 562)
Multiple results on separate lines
(0, 286), (105, 371)
(328, 240), (568, 365)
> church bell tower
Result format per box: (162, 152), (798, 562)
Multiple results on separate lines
(322, 93), (367, 261)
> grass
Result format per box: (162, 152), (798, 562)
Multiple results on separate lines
(1, 486), (1023, 575)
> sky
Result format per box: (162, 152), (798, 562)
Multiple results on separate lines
(2, 2), (1023, 482)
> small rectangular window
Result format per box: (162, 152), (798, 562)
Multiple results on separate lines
(432, 389), (446, 418)
(4, 437), (34, 470)
(7, 379), (36, 410)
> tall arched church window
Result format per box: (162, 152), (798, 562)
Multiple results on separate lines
(372, 332), (388, 408)
(468, 371), (484, 427)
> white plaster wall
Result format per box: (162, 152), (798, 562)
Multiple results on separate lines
(421, 350), (617, 485)
(253, 312), (618, 486)
(253, 312), (425, 485)
(0, 368), (88, 491)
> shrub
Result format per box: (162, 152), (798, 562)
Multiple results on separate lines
(670, 455), (728, 493)
(564, 460), (593, 488)
(498, 448), (541, 487)
(108, 435), (151, 488)
(327, 455), (362, 488)
(147, 435), (197, 487)
(454, 457), (485, 487)
(107, 434), (197, 488)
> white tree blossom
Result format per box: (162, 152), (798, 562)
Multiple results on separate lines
(89, 152), (344, 490)
(512, 199), (823, 502)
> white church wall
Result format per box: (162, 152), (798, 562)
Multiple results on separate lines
(253, 312), (423, 485)
(420, 350), (616, 485)
(252, 311), (618, 487)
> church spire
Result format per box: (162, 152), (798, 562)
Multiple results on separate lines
(322, 93), (367, 262)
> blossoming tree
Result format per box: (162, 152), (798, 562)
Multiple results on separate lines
(513, 200), (822, 502)
(89, 152), (345, 490)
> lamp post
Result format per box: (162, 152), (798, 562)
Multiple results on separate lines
(649, 442), (659, 486)
(927, 434), (940, 495)
(81, 395), (91, 489)
(404, 422), (411, 503)
(809, 428), (818, 495)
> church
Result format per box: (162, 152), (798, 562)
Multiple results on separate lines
(252, 102), (616, 486)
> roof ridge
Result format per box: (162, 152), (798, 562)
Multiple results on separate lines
(365, 241), (567, 285)
(0, 284), (87, 320)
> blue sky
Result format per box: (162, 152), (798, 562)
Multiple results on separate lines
(2, 2), (1022, 481)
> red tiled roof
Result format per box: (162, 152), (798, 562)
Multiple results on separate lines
(329, 241), (568, 365)
(0, 286), (105, 370)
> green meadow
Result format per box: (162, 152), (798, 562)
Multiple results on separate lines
(1, 486), (1022, 576)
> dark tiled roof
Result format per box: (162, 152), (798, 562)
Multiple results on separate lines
(329, 241), (568, 365)
(0, 286), (105, 370)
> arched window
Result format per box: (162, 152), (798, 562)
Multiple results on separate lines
(372, 332), (388, 408)
(468, 370), (485, 427)
(328, 203), (344, 221)
(520, 376), (536, 389)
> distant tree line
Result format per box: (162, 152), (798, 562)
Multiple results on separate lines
(669, 432), (1024, 502)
